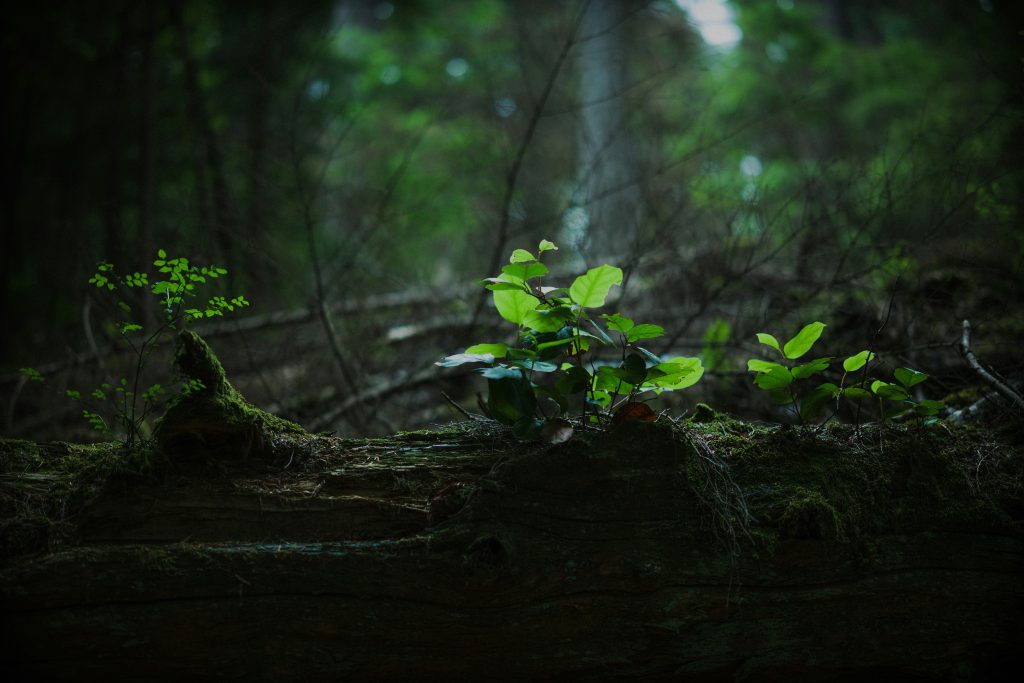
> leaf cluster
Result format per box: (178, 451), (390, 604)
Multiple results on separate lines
(438, 240), (704, 440)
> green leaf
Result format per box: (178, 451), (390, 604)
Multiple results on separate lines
(502, 262), (548, 282)
(755, 333), (781, 354)
(479, 366), (527, 381)
(487, 376), (536, 425)
(627, 324), (664, 342)
(842, 350), (874, 373)
(65, 389), (80, 399)
(508, 359), (559, 373)
(791, 357), (831, 380)
(569, 265), (623, 308)
(436, 353), (495, 367)
(843, 387), (872, 400)
(871, 380), (910, 400)
(800, 382), (841, 420)
(538, 239), (558, 253)
(783, 322), (826, 359)
(611, 353), (648, 385)
(522, 306), (572, 333)
(649, 357), (704, 390)
(509, 248), (536, 264)
(19, 367), (43, 382)
(894, 367), (928, 388)
(556, 366), (592, 395)
(492, 289), (541, 325)
(465, 343), (509, 359)
(602, 313), (634, 334)
(753, 366), (794, 390)
(157, 248), (167, 259)
(747, 359), (786, 373)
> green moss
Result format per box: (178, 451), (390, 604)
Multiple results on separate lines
(154, 331), (305, 460)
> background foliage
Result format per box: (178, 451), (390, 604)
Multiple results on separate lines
(2, 0), (1021, 440)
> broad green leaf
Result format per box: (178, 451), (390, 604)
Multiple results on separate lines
(791, 357), (831, 380)
(747, 359), (786, 373)
(602, 313), (634, 334)
(843, 350), (874, 373)
(627, 324), (664, 342)
(613, 353), (648, 385)
(556, 366), (592, 395)
(502, 262), (548, 282)
(595, 366), (633, 392)
(800, 382), (840, 420)
(508, 359), (559, 373)
(756, 333), (781, 353)
(538, 239), (558, 253)
(509, 248), (536, 263)
(522, 306), (572, 333)
(871, 380), (910, 400)
(493, 289), (541, 325)
(157, 248), (167, 259)
(479, 366), (526, 381)
(783, 322), (826, 360)
(465, 343), (509, 358)
(484, 280), (527, 292)
(487, 376), (536, 425)
(894, 367), (928, 388)
(753, 366), (794, 390)
(435, 353), (495, 367)
(569, 265), (623, 308)
(649, 357), (704, 390)
(843, 387), (872, 400)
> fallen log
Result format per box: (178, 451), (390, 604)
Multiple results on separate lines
(1, 417), (1021, 681)
(1, 333), (1021, 681)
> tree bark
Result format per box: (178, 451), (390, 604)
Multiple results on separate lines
(1, 422), (1021, 681)
(573, 0), (640, 267)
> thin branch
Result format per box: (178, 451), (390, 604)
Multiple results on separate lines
(960, 319), (1024, 413)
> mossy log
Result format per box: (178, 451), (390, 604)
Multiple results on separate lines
(1, 335), (1022, 680)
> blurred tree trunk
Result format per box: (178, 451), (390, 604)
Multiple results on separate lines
(171, 0), (235, 267)
(139, 2), (159, 329)
(574, 0), (639, 267)
(103, 12), (129, 268)
(245, 2), (273, 288)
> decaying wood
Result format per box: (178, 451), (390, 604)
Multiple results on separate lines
(1, 418), (1022, 681)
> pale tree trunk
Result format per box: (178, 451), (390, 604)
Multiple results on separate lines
(571, 0), (639, 267)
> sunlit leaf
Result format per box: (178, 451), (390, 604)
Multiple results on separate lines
(465, 343), (509, 358)
(436, 352), (495, 367)
(492, 289), (540, 325)
(538, 239), (558, 253)
(627, 324), (664, 342)
(783, 322), (826, 359)
(842, 350), (874, 373)
(569, 265), (623, 308)
(756, 332), (781, 353)
(509, 248), (536, 264)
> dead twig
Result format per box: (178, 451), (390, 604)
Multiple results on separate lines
(959, 319), (1024, 413)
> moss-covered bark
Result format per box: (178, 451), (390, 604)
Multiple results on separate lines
(1, 340), (1021, 680)
(154, 330), (305, 460)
